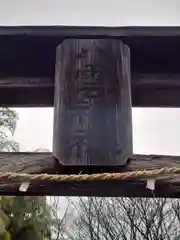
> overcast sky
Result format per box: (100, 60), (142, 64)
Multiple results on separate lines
(0, 0), (180, 26)
(13, 108), (180, 156)
(0, 0), (179, 156)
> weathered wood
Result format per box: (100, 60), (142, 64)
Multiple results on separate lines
(0, 77), (53, 107)
(1, 26), (180, 37)
(1, 153), (180, 173)
(0, 77), (53, 88)
(2, 74), (180, 89)
(133, 73), (180, 88)
(0, 152), (55, 173)
(53, 39), (132, 165)
(132, 73), (180, 107)
(132, 88), (180, 107)
(0, 87), (54, 107)
(2, 73), (180, 107)
(0, 180), (179, 197)
(0, 27), (180, 107)
(0, 153), (180, 197)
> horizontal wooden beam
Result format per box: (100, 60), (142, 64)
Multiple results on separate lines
(0, 87), (54, 107)
(1, 74), (178, 89)
(1, 74), (180, 107)
(0, 77), (54, 107)
(0, 152), (180, 197)
(0, 180), (178, 197)
(132, 88), (180, 107)
(0, 30), (179, 108)
(0, 77), (53, 88)
(0, 152), (55, 173)
(133, 73), (180, 88)
(132, 74), (180, 107)
(1, 26), (180, 37)
(0, 77), (53, 107)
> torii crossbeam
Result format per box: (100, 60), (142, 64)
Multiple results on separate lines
(0, 25), (180, 197)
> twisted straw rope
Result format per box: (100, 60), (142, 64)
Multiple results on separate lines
(0, 167), (180, 183)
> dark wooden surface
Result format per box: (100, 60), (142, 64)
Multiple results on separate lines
(1, 180), (180, 198)
(1, 153), (180, 173)
(0, 27), (180, 107)
(0, 152), (180, 197)
(0, 77), (53, 87)
(0, 77), (54, 107)
(53, 39), (132, 165)
(1, 35), (180, 80)
(132, 73), (180, 107)
(2, 73), (180, 107)
(1, 26), (180, 37)
(0, 152), (55, 173)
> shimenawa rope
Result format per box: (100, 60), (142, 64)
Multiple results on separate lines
(0, 167), (180, 183)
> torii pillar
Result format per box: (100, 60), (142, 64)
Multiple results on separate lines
(53, 39), (133, 166)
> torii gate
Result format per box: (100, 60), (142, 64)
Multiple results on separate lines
(0, 25), (180, 197)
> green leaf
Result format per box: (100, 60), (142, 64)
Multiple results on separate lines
(0, 230), (11, 240)
(0, 216), (6, 235)
(0, 210), (10, 228)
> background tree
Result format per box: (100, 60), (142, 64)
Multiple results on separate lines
(47, 197), (74, 240)
(0, 108), (52, 239)
(0, 196), (52, 240)
(0, 108), (19, 152)
(66, 197), (180, 240)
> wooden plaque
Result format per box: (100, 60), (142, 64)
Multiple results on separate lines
(53, 39), (132, 165)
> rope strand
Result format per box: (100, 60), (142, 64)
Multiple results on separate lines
(0, 167), (179, 183)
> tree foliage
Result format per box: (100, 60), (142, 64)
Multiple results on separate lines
(0, 108), (52, 239)
(0, 196), (52, 240)
(0, 108), (19, 152)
